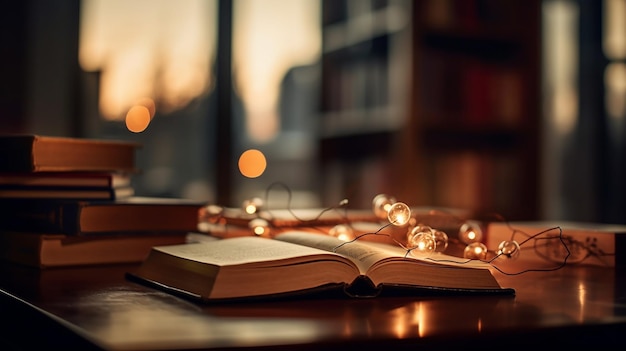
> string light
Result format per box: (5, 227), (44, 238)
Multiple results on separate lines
(464, 242), (488, 260)
(387, 202), (411, 226)
(249, 218), (270, 236)
(407, 225), (436, 257)
(198, 183), (575, 276)
(372, 193), (396, 219)
(432, 229), (449, 253)
(497, 240), (521, 260)
(197, 204), (225, 232)
(458, 221), (483, 244)
(199, 204), (223, 222)
(329, 224), (356, 242)
(242, 197), (264, 215)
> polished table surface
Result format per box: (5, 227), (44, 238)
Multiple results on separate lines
(1, 257), (625, 350)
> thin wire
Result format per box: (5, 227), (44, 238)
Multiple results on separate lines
(260, 183), (575, 275)
(262, 181), (351, 232)
(331, 221), (407, 252)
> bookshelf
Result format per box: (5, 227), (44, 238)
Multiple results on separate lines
(319, 0), (542, 220)
(409, 0), (542, 220)
(318, 0), (413, 207)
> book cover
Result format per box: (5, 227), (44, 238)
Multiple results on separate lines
(486, 221), (626, 267)
(0, 171), (131, 188)
(0, 185), (134, 200)
(0, 196), (204, 235)
(127, 231), (514, 303)
(0, 134), (140, 173)
(0, 231), (189, 268)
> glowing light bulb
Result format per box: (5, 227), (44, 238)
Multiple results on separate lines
(463, 242), (488, 260)
(242, 197), (264, 214)
(329, 224), (355, 242)
(407, 224), (433, 240)
(497, 240), (521, 259)
(407, 225), (435, 256)
(432, 230), (449, 253)
(249, 218), (270, 236)
(199, 205), (223, 222)
(387, 202), (411, 226)
(372, 194), (396, 219)
(458, 221), (483, 244)
(197, 205), (224, 232)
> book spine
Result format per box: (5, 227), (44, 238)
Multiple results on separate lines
(0, 233), (43, 267)
(0, 201), (80, 234)
(0, 137), (35, 172)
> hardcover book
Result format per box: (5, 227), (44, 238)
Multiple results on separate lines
(213, 207), (380, 228)
(0, 171), (131, 188)
(127, 231), (514, 303)
(0, 196), (204, 235)
(0, 134), (140, 173)
(0, 231), (189, 268)
(0, 185), (134, 200)
(486, 221), (626, 267)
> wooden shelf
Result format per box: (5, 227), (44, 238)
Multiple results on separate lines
(420, 125), (526, 151)
(317, 0), (541, 220)
(318, 0), (413, 208)
(408, 0), (542, 220)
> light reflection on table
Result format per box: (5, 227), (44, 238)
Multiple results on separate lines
(1, 258), (625, 350)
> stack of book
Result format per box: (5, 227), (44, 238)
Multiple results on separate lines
(0, 134), (204, 268)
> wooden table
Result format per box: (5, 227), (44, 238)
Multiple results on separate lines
(1, 258), (625, 350)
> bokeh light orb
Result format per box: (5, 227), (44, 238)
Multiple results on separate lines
(329, 224), (355, 242)
(432, 230), (449, 253)
(249, 218), (270, 236)
(463, 242), (488, 260)
(125, 105), (151, 133)
(372, 193), (396, 219)
(458, 221), (484, 244)
(242, 197), (264, 214)
(238, 149), (267, 178)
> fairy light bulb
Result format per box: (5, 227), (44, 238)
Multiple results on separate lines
(198, 204), (223, 223)
(242, 197), (264, 215)
(249, 218), (270, 236)
(463, 242), (488, 260)
(458, 221), (483, 244)
(197, 205), (224, 232)
(329, 224), (355, 242)
(407, 225), (436, 257)
(372, 193), (396, 219)
(497, 240), (521, 259)
(432, 230), (449, 253)
(387, 202), (411, 226)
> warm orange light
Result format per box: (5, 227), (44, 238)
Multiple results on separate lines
(136, 97), (156, 118)
(79, 0), (216, 120)
(125, 105), (152, 133)
(238, 149), (267, 178)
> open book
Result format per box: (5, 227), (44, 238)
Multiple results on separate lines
(127, 231), (514, 302)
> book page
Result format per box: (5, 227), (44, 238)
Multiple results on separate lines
(274, 231), (406, 274)
(153, 235), (353, 267)
(275, 231), (492, 270)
